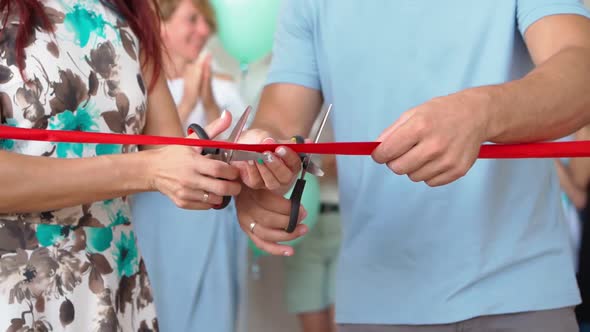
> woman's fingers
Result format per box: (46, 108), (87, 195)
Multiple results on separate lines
(248, 233), (295, 257)
(195, 157), (240, 181)
(235, 188), (311, 256)
(203, 109), (232, 139)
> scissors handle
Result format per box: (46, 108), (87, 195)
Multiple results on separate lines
(187, 123), (231, 210)
(187, 124), (219, 155)
(291, 135), (307, 163)
(286, 178), (306, 233)
(284, 135), (307, 233)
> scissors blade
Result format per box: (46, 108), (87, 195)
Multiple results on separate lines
(228, 150), (266, 161)
(312, 104), (332, 144)
(301, 104), (332, 174)
(223, 106), (252, 162)
(305, 160), (324, 177)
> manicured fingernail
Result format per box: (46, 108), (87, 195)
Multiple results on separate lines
(283, 251), (291, 257)
(257, 158), (264, 165)
(221, 110), (228, 118)
(248, 160), (254, 166)
(263, 137), (276, 144)
(299, 228), (307, 235)
(276, 147), (287, 157)
(264, 152), (273, 163)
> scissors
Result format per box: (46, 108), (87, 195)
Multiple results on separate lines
(187, 105), (327, 212)
(187, 106), (266, 209)
(285, 104), (333, 233)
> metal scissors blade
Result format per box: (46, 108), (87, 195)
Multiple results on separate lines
(222, 106), (252, 163)
(301, 104), (332, 175)
(229, 150), (267, 161)
(285, 104), (332, 233)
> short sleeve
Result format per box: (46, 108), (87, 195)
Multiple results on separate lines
(265, 0), (320, 90)
(517, 0), (590, 36)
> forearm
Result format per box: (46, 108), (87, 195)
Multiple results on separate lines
(0, 150), (155, 213)
(251, 84), (323, 140)
(557, 163), (588, 209)
(140, 67), (185, 150)
(570, 126), (590, 188)
(484, 46), (590, 143)
(568, 187), (588, 210)
(176, 98), (195, 126)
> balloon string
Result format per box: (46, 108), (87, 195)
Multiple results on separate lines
(239, 62), (249, 96)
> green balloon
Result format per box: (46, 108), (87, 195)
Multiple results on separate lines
(248, 173), (321, 256)
(211, 0), (281, 65)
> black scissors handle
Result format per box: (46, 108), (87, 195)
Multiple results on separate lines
(187, 123), (231, 210)
(187, 124), (219, 155)
(285, 135), (306, 233)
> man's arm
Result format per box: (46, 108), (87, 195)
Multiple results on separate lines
(232, 0), (325, 256)
(570, 125), (590, 191)
(252, 83), (323, 139)
(486, 14), (590, 143)
(555, 159), (587, 209)
(234, 83), (322, 191)
(373, 14), (590, 187)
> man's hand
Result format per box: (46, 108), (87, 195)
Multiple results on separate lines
(372, 89), (490, 186)
(235, 129), (303, 194)
(235, 187), (308, 256)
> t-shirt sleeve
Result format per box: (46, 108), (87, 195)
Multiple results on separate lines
(517, 0), (590, 36)
(265, 0), (320, 90)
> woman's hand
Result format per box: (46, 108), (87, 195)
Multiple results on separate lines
(179, 52), (221, 124)
(199, 53), (217, 112)
(233, 128), (303, 195)
(147, 111), (242, 209)
(180, 54), (206, 109)
(235, 186), (308, 256)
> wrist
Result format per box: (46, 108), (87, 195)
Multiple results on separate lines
(250, 122), (290, 141)
(464, 85), (504, 142)
(180, 96), (198, 111)
(113, 149), (158, 192)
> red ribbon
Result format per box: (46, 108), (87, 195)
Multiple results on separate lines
(1, 125), (590, 158)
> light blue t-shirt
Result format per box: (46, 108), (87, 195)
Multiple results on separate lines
(266, 0), (590, 325)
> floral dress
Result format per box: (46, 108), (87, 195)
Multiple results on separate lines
(0, 0), (157, 331)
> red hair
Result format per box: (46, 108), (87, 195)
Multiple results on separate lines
(0, 0), (163, 91)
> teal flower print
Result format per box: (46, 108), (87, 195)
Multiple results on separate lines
(113, 231), (139, 277)
(100, 200), (130, 227)
(48, 107), (98, 132)
(96, 144), (121, 156)
(110, 209), (129, 227)
(49, 106), (99, 158)
(1, 118), (17, 150)
(64, 4), (113, 47)
(85, 227), (113, 253)
(1, 138), (14, 150)
(36, 224), (68, 247)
